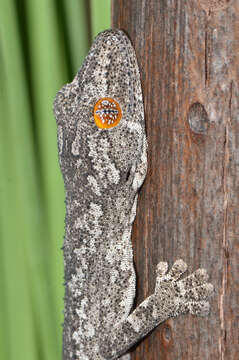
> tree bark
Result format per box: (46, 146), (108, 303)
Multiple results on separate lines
(112, 1), (239, 359)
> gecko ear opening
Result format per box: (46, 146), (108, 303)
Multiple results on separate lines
(122, 163), (137, 186)
(125, 169), (131, 182)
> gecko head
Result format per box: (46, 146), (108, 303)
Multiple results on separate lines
(54, 29), (147, 193)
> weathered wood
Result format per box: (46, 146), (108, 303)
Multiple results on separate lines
(112, 1), (239, 359)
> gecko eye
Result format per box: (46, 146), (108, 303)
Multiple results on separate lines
(93, 97), (122, 129)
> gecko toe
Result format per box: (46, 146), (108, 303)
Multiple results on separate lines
(168, 259), (188, 280)
(156, 262), (168, 277)
(179, 268), (209, 290)
(185, 283), (214, 302)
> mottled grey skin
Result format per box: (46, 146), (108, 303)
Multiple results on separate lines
(54, 30), (214, 360)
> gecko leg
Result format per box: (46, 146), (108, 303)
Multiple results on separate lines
(99, 259), (214, 360)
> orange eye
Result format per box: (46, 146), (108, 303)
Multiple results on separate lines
(93, 98), (122, 129)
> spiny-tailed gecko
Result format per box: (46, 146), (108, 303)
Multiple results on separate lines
(54, 29), (214, 360)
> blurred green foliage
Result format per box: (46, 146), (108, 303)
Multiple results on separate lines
(0, 1), (110, 359)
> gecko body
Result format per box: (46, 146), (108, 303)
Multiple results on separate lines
(54, 30), (213, 360)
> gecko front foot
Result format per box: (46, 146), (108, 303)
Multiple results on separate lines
(154, 259), (214, 320)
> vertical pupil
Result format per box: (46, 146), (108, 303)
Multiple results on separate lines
(94, 98), (122, 129)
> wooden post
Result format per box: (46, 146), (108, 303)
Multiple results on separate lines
(112, 1), (239, 359)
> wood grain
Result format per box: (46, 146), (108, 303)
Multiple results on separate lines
(112, 1), (239, 359)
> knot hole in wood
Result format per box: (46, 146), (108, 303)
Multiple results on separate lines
(162, 322), (173, 346)
(187, 102), (210, 135)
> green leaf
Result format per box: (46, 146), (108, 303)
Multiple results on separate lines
(0, 0), (110, 359)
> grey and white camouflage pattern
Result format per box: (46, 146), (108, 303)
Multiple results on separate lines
(54, 29), (214, 360)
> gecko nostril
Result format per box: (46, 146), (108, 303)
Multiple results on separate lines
(93, 97), (122, 129)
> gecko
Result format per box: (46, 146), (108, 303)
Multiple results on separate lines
(53, 29), (214, 360)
